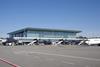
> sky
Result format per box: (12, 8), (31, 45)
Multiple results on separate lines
(0, 0), (100, 37)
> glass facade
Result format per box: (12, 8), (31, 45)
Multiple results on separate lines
(8, 28), (80, 39)
(26, 30), (76, 38)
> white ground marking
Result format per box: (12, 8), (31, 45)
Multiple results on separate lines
(62, 61), (75, 65)
(14, 51), (100, 62)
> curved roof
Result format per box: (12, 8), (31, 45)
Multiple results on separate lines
(8, 27), (81, 34)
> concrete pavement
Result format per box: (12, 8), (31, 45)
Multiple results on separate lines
(0, 45), (100, 67)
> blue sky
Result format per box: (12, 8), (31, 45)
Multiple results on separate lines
(0, 0), (100, 37)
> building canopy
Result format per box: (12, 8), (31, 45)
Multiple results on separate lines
(8, 27), (81, 34)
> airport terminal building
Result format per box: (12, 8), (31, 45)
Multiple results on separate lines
(8, 27), (81, 39)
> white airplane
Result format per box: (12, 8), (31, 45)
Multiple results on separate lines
(79, 38), (100, 46)
(85, 38), (100, 46)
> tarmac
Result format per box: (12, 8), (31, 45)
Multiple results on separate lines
(0, 45), (100, 67)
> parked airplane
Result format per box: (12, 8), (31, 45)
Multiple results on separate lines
(79, 38), (100, 46)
